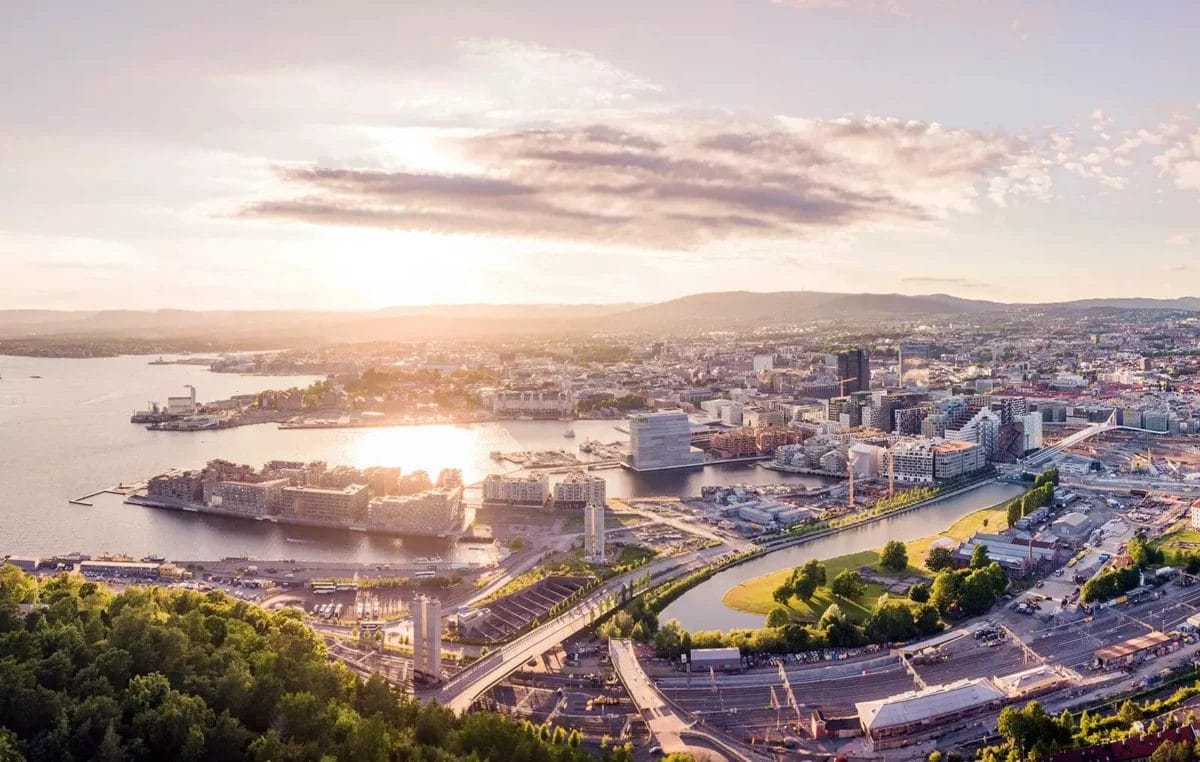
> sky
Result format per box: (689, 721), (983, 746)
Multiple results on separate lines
(3, 0), (1200, 310)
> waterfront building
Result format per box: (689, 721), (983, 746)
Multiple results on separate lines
(622, 409), (705, 471)
(708, 428), (758, 459)
(166, 385), (197, 416)
(898, 344), (930, 390)
(79, 560), (161, 579)
(148, 468), (204, 503)
(492, 389), (573, 418)
(584, 500), (605, 563)
(883, 439), (936, 483)
(930, 440), (986, 480)
(411, 595), (443, 682)
(552, 472), (606, 510)
(481, 473), (549, 508)
(367, 486), (465, 536)
(280, 483), (370, 524)
(206, 478), (288, 517)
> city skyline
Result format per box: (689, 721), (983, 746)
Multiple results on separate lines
(5, 1), (1200, 310)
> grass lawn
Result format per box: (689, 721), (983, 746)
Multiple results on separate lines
(721, 502), (1012, 623)
(721, 550), (924, 622)
(1152, 523), (1200, 555)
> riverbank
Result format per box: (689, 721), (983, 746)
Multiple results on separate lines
(721, 501), (1011, 621)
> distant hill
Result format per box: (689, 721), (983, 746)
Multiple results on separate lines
(3, 292), (1199, 345)
(605, 291), (1007, 326)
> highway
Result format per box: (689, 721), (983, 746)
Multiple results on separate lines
(426, 544), (731, 713)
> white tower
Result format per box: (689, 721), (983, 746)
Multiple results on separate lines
(585, 501), (606, 564)
(424, 596), (442, 681)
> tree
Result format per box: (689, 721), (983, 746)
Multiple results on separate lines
(1149, 741), (1193, 762)
(793, 561), (825, 602)
(1006, 500), (1022, 529)
(830, 570), (866, 600)
(766, 607), (791, 628)
(926, 546), (955, 572)
(909, 583), (930, 603)
(881, 541), (908, 572)
(772, 583), (792, 606)
(970, 544), (991, 569)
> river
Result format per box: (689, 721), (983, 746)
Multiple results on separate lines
(657, 481), (1027, 631)
(0, 354), (835, 563)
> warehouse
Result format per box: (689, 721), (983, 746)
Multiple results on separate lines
(1094, 632), (1175, 669)
(688, 647), (743, 672)
(856, 678), (1005, 748)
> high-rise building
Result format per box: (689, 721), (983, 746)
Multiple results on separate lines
(623, 410), (705, 471)
(584, 501), (606, 563)
(837, 349), (871, 394)
(898, 344), (930, 391)
(411, 595), (442, 683)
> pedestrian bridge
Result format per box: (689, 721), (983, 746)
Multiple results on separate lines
(1023, 413), (1166, 468)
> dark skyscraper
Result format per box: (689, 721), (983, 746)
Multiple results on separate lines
(837, 349), (870, 394)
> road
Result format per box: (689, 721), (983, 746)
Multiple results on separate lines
(609, 639), (764, 762)
(425, 545), (730, 713)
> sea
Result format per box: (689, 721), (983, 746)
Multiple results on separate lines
(0, 354), (837, 563)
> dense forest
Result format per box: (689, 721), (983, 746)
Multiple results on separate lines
(0, 565), (632, 762)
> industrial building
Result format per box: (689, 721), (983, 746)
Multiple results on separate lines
(1094, 632), (1174, 669)
(952, 532), (1061, 574)
(856, 678), (1005, 749)
(688, 647), (743, 672)
(622, 410), (705, 471)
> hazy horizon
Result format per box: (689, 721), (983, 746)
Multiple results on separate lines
(4, 1), (1200, 311)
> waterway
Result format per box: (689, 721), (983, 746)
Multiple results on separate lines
(0, 354), (835, 563)
(657, 481), (1027, 631)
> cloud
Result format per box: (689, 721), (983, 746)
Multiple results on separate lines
(240, 116), (1041, 247)
(1166, 233), (1197, 246)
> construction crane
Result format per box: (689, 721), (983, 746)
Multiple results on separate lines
(838, 376), (858, 396)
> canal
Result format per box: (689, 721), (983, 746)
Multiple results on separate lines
(658, 481), (1027, 631)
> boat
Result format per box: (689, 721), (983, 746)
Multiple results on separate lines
(563, 429), (576, 438)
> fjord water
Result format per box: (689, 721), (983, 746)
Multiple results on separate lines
(1, 354), (836, 562)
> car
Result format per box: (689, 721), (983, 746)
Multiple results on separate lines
(648, 746), (663, 756)
(526, 659), (538, 667)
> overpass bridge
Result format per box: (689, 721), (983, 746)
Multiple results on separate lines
(421, 545), (729, 713)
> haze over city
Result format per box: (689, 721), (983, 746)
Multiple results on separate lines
(4, 1), (1200, 310)
(12, 4), (1200, 762)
